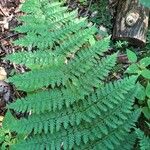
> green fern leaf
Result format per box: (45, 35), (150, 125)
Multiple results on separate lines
(3, 0), (140, 149)
(136, 129), (150, 150)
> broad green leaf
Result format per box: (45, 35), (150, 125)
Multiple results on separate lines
(125, 64), (140, 74)
(140, 0), (150, 8)
(146, 82), (150, 98)
(135, 82), (146, 101)
(142, 107), (150, 119)
(141, 69), (150, 79)
(126, 49), (137, 63)
(139, 57), (150, 68)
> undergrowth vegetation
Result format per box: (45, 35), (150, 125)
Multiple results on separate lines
(1, 0), (141, 149)
(0, 0), (150, 149)
(126, 49), (150, 120)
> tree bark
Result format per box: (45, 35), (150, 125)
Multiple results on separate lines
(109, 0), (119, 16)
(113, 0), (149, 47)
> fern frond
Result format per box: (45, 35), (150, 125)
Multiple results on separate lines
(9, 66), (67, 91)
(8, 52), (116, 92)
(5, 51), (64, 69)
(20, 0), (42, 13)
(6, 37), (111, 92)
(10, 109), (140, 150)
(3, 0), (140, 149)
(9, 52), (118, 113)
(68, 37), (110, 76)
(114, 132), (137, 150)
(55, 27), (97, 56)
(14, 18), (87, 49)
(76, 109), (140, 150)
(42, 2), (67, 18)
(14, 2), (79, 49)
(63, 53), (119, 107)
(136, 129), (150, 150)
(9, 76), (136, 135)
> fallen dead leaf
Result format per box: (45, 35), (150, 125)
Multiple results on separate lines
(0, 115), (4, 127)
(0, 115), (4, 122)
(0, 67), (7, 81)
(0, 5), (9, 16)
(0, 14), (13, 30)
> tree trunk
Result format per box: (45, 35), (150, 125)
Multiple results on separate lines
(113, 0), (149, 47)
(109, 0), (119, 16)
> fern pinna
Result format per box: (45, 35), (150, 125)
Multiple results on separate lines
(3, 0), (140, 149)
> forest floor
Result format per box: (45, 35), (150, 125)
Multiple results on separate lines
(0, 0), (149, 145)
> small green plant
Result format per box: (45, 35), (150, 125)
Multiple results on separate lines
(126, 49), (150, 119)
(0, 112), (17, 150)
(114, 40), (128, 49)
(0, 128), (15, 150)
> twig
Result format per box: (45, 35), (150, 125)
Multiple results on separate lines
(0, 33), (19, 41)
(85, 0), (93, 17)
(0, 5), (9, 17)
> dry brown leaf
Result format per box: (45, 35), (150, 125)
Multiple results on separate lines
(0, 116), (4, 122)
(0, 67), (7, 81)
(0, 116), (4, 127)
(0, 5), (9, 16)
